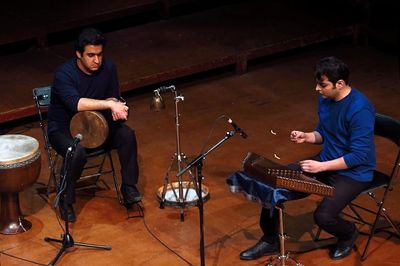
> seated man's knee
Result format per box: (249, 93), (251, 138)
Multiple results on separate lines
(314, 210), (336, 227)
(120, 126), (137, 145)
(73, 145), (87, 165)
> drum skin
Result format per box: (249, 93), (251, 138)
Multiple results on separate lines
(70, 111), (109, 149)
(0, 134), (41, 192)
(157, 181), (210, 208)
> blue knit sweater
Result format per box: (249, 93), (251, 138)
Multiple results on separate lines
(315, 88), (376, 182)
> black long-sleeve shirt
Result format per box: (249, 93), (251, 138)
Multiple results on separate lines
(48, 58), (119, 135)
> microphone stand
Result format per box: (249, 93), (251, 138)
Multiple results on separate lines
(44, 140), (111, 266)
(156, 86), (196, 221)
(176, 130), (236, 266)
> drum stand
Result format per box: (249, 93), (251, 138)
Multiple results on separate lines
(153, 86), (198, 221)
(266, 204), (302, 266)
(177, 130), (237, 266)
(44, 141), (111, 266)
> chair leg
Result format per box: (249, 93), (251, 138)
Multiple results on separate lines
(108, 152), (123, 205)
(45, 154), (59, 196)
(347, 203), (368, 224)
(361, 201), (382, 261)
(314, 227), (322, 241)
(361, 192), (400, 261)
(380, 207), (400, 236)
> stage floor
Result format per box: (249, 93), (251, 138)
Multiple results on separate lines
(1, 42), (399, 265)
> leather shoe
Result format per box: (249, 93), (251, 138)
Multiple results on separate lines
(329, 228), (359, 260)
(240, 239), (279, 260)
(121, 184), (142, 208)
(59, 201), (76, 222)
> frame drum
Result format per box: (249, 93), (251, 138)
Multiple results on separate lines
(157, 181), (210, 207)
(0, 134), (41, 234)
(70, 111), (109, 149)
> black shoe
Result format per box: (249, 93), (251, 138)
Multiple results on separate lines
(240, 239), (279, 260)
(329, 228), (359, 260)
(59, 201), (76, 222)
(121, 184), (142, 208)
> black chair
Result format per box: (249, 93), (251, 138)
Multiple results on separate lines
(314, 113), (400, 260)
(33, 86), (123, 204)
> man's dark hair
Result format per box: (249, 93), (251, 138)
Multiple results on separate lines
(314, 56), (350, 85)
(74, 28), (106, 55)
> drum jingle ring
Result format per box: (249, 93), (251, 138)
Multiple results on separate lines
(157, 181), (210, 208)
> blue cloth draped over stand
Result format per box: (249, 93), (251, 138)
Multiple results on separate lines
(226, 171), (307, 210)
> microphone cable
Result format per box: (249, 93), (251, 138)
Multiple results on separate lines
(0, 249), (47, 266)
(138, 201), (195, 266)
(199, 115), (229, 154)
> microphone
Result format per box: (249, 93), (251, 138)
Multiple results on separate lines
(227, 117), (248, 139)
(68, 133), (83, 151)
(158, 85), (175, 92)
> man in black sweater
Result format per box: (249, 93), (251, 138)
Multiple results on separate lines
(48, 28), (141, 222)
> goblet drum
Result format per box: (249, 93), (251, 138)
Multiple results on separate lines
(0, 134), (41, 234)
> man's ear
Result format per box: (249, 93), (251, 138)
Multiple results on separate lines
(336, 79), (345, 89)
(75, 50), (82, 59)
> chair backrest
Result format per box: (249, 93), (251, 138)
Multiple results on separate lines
(33, 86), (57, 182)
(33, 86), (51, 107)
(374, 113), (400, 182)
(33, 86), (51, 125)
(375, 113), (400, 147)
(33, 86), (52, 141)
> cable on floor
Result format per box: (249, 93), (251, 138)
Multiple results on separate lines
(0, 250), (47, 266)
(134, 200), (195, 266)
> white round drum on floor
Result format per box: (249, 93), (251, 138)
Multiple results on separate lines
(0, 134), (41, 234)
(157, 181), (210, 208)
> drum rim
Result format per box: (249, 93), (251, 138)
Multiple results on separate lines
(156, 181), (210, 207)
(70, 110), (109, 149)
(0, 134), (40, 167)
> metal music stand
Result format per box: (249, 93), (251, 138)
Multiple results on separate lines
(151, 85), (206, 221)
(44, 139), (111, 266)
(177, 130), (238, 266)
(266, 204), (303, 266)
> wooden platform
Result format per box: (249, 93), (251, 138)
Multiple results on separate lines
(0, 0), (358, 123)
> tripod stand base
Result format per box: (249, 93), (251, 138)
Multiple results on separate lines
(267, 205), (303, 266)
(266, 254), (303, 266)
(45, 233), (111, 266)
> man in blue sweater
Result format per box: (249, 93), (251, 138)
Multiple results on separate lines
(48, 28), (142, 222)
(240, 56), (376, 260)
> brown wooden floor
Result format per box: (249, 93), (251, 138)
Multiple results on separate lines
(0, 42), (399, 265)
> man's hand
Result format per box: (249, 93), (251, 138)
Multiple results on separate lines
(290, 130), (323, 144)
(299, 160), (326, 173)
(290, 131), (306, 143)
(109, 100), (129, 121)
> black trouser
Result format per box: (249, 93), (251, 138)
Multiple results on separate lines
(260, 157), (371, 243)
(49, 122), (139, 204)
